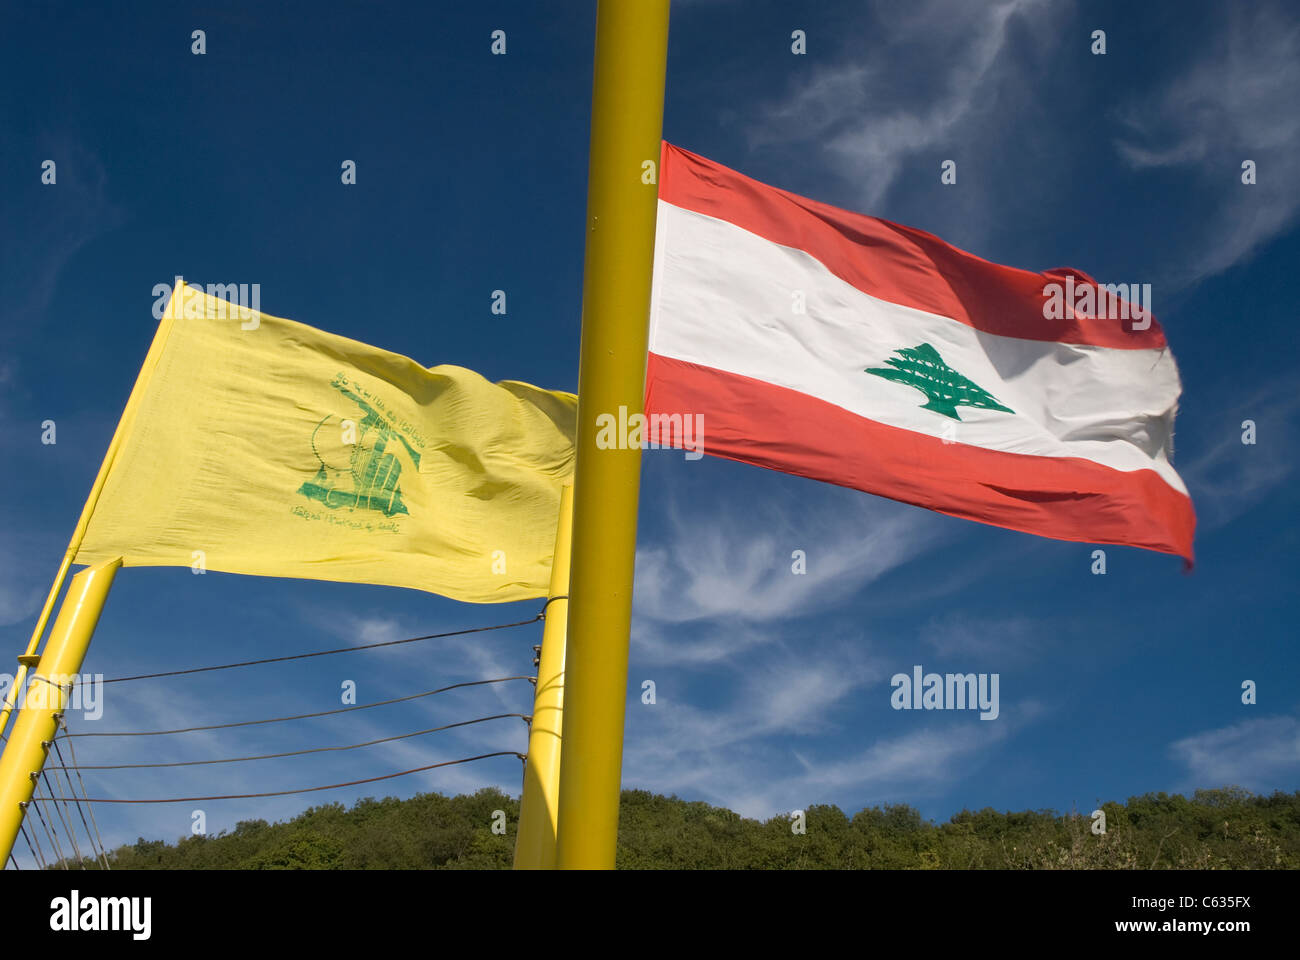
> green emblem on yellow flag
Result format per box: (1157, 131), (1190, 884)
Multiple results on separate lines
(299, 377), (423, 519)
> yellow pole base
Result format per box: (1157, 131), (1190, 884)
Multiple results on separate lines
(514, 485), (573, 869)
(0, 558), (120, 865)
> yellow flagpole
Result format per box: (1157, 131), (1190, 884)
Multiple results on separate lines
(555, 0), (670, 869)
(0, 280), (182, 737)
(513, 484), (573, 869)
(0, 557), (121, 865)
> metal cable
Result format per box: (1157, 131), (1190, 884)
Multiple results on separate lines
(20, 821), (46, 871)
(82, 614), (544, 685)
(50, 732), (105, 868)
(74, 750), (526, 803)
(59, 676), (533, 739)
(50, 712), (529, 770)
(59, 718), (110, 870)
(40, 769), (86, 868)
(28, 790), (68, 869)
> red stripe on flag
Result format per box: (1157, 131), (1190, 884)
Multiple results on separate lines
(658, 142), (1167, 351)
(645, 352), (1195, 562)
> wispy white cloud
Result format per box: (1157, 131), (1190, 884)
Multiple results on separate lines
(634, 483), (945, 628)
(748, 0), (1056, 212)
(624, 648), (880, 809)
(0, 135), (125, 334)
(1178, 380), (1299, 532)
(1170, 715), (1300, 791)
(625, 674), (1036, 818)
(1113, 5), (1300, 282)
(625, 465), (1023, 816)
(920, 611), (1058, 662)
(783, 718), (1014, 795)
(633, 620), (778, 666)
(744, 1), (1299, 287)
(0, 533), (53, 628)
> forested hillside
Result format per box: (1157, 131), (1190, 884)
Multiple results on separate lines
(83, 785), (1300, 869)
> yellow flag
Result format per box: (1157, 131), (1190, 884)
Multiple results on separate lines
(73, 282), (576, 602)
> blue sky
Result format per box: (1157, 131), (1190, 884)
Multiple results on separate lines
(2, 0), (1297, 864)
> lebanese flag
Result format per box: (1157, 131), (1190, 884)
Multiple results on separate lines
(645, 142), (1195, 562)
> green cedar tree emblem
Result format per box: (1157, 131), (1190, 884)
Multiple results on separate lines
(865, 343), (1013, 421)
(298, 380), (422, 518)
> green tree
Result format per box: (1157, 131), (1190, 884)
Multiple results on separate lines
(96, 785), (1300, 870)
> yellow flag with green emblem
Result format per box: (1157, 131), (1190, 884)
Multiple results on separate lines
(73, 281), (577, 602)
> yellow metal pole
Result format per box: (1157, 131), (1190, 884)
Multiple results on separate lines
(0, 280), (182, 736)
(0, 554), (75, 736)
(0, 557), (121, 865)
(555, 0), (670, 870)
(513, 485), (574, 869)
